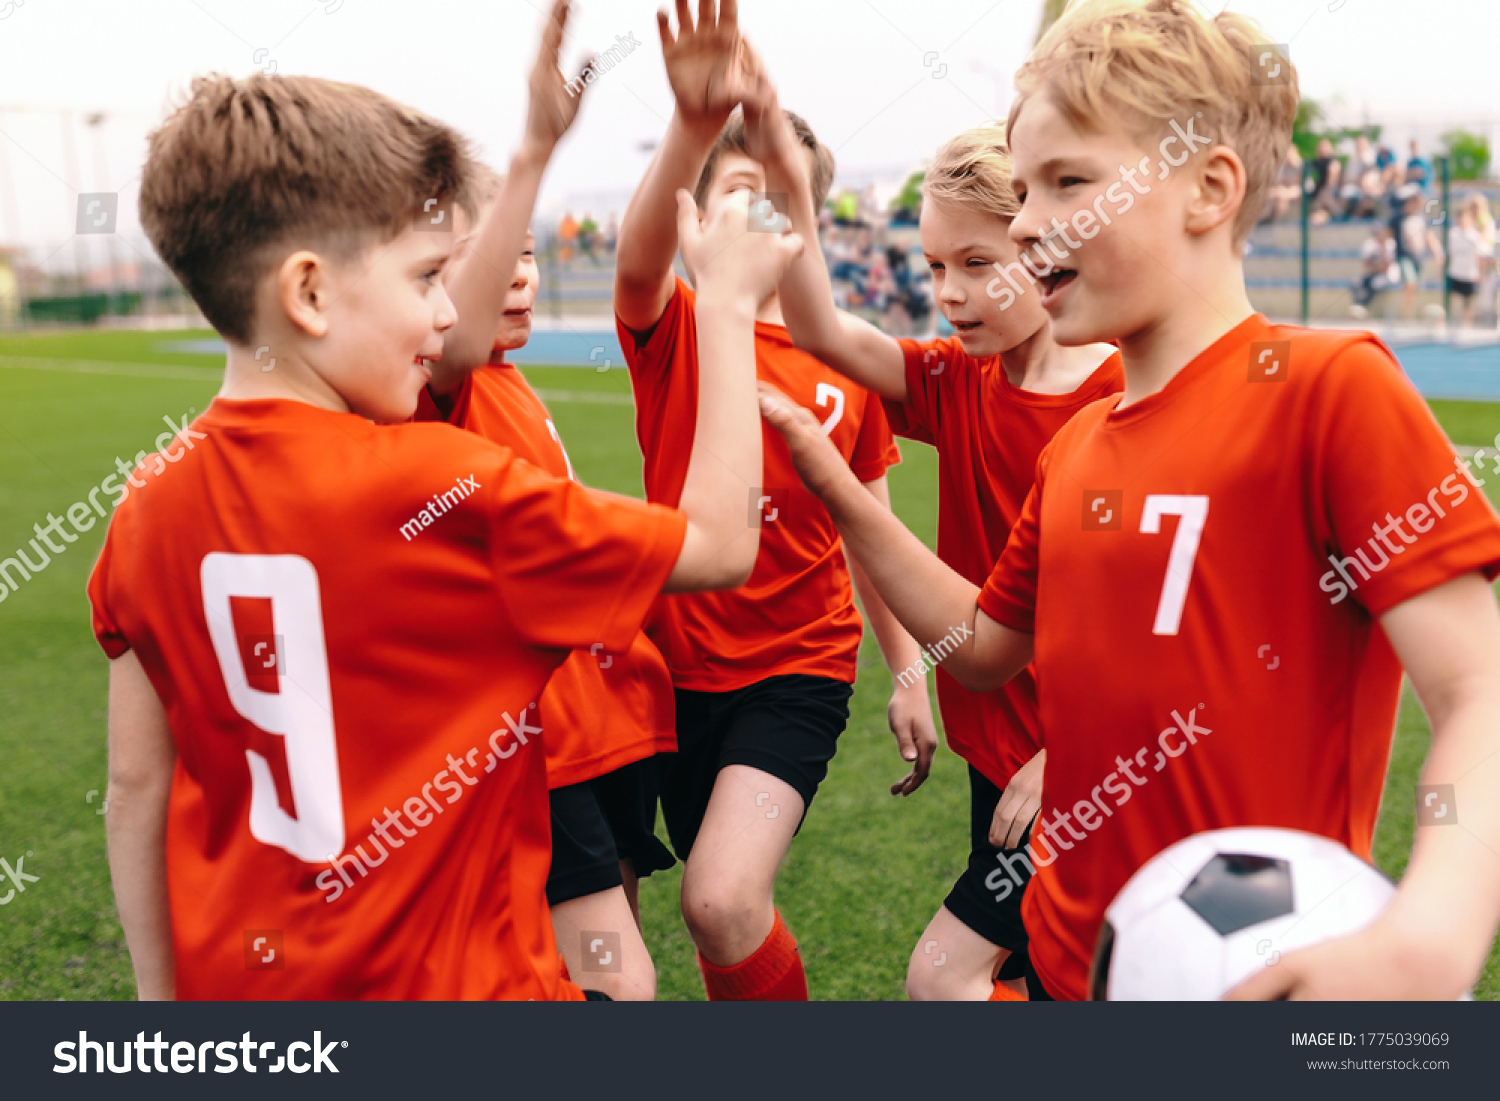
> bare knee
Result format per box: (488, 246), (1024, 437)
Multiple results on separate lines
(680, 874), (770, 963)
(906, 943), (955, 1001)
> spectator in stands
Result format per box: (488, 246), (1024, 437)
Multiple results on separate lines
(1392, 184), (1444, 319)
(879, 244), (932, 337)
(1337, 135), (1379, 219)
(1308, 137), (1342, 224)
(602, 213), (619, 254)
(1405, 139), (1431, 192)
(1261, 144), (1303, 223)
(1346, 166), (1386, 221)
(832, 188), (859, 227)
(1350, 222), (1398, 319)
(558, 210), (579, 263)
(578, 212), (600, 263)
(1447, 204), (1494, 328)
(1466, 193), (1497, 326)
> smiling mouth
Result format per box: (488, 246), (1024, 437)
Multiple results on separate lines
(1040, 269), (1077, 298)
(953, 319), (982, 333)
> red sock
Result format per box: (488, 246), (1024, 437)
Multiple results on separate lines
(988, 980), (1027, 1001)
(698, 910), (808, 1001)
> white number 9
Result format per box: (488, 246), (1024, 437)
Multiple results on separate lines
(201, 553), (344, 862)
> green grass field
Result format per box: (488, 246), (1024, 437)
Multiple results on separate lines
(2, 328), (1498, 1001)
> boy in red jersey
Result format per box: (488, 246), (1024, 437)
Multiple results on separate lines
(754, 106), (1119, 999)
(410, 3), (674, 1000)
(615, 0), (937, 1000)
(90, 48), (804, 999)
(759, 0), (1500, 1001)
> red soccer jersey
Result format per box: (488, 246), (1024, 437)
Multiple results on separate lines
(890, 337), (1122, 789)
(618, 278), (900, 690)
(977, 316), (1500, 1000)
(414, 362), (677, 783)
(87, 397), (685, 1000)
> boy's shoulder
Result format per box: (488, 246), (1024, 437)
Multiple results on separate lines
(1259, 321), (1398, 382)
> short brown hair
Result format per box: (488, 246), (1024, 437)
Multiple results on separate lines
(140, 73), (476, 344)
(923, 124), (1021, 221)
(693, 109), (835, 213)
(1008, 0), (1298, 242)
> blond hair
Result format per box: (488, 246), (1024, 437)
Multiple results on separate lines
(923, 124), (1021, 221)
(1008, 0), (1299, 241)
(140, 73), (476, 344)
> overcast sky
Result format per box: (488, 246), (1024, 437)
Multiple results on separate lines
(1, 0), (1496, 259)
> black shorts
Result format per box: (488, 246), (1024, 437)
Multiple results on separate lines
(660, 673), (853, 860)
(1017, 946), (1057, 1001)
(545, 756), (677, 908)
(1448, 276), (1477, 299)
(942, 765), (1033, 963)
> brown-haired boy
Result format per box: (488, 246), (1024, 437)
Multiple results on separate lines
(90, 64), (802, 999)
(413, 0), (675, 1000)
(760, 0), (1500, 1000)
(614, 0), (937, 1000)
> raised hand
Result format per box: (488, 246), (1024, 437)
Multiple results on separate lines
(524, 0), (587, 155)
(677, 189), (804, 306)
(657, 0), (748, 126)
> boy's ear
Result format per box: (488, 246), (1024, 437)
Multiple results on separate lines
(1185, 145), (1247, 238)
(277, 250), (334, 338)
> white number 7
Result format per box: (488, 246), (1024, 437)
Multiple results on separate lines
(1139, 495), (1209, 636)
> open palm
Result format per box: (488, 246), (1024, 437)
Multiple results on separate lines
(657, 0), (746, 124)
(524, 0), (587, 151)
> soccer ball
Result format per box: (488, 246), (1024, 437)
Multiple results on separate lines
(1089, 827), (1394, 1000)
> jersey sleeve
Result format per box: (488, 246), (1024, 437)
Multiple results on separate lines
(849, 389), (901, 482)
(887, 336), (963, 446)
(617, 277), (692, 369)
(86, 518), (132, 659)
(1313, 339), (1500, 616)
(483, 455), (688, 653)
(976, 449), (1047, 634)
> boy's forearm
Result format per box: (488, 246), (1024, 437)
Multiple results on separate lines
(107, 779), (176, 1000)
(820, 472), (1008, 688)
(436, 144), (552, 387)
(107, 651), (177, 1000)
(1379, 575), (1500, 992)
(616, 110), (723, 324)
(1386, 684), (1500, 990)
(756, 115), (907, 401)
(667, 290), (762, 590)
(846, 479), (925, 680)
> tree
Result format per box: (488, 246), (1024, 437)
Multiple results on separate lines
(1439, 130), (1491, 182)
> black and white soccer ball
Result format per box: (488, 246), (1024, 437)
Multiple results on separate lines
(1089, 827), (1395, 1000)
